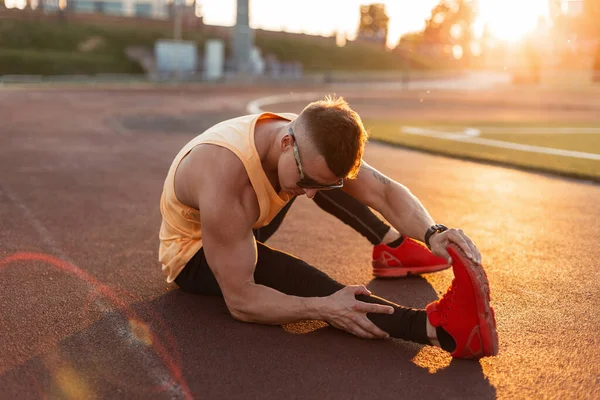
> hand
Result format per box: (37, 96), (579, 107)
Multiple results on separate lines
(321, 285), (394, 339)
(429, 228), (482, 264)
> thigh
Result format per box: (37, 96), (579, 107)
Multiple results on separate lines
(253, 196), (297, 243)
(175, 242), (428, 343)
(253, 243), (344, 297)
(313, 189), (388, 246)
(174, 247), (222, 296)
(174, 241), (344, 298)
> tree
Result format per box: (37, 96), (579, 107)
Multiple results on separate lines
(423, 1), (453, 44)
(584, 0), (600, 36)
(553, 0), (600, 38)
(357, 3), (390, 47)
(422, 0), (476, 64)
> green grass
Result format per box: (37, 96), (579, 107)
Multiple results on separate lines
(0, 18), (441, 75)
(0, 19), (169, 75)
(0, 19), (169, 53)
(365, 120), (600, 182)
(0, 48), (143, 75)
(255, 35), (437, 71)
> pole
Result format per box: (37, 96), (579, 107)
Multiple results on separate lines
(173, 0), (183, 80)
(173, 0), (182, 41)
(233, 0), (253, 74)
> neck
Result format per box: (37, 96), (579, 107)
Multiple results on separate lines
(255, 119), (289, 190)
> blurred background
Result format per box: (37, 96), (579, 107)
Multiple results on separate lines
(0, 0), (598, 85)
(1, 3), (600, 399)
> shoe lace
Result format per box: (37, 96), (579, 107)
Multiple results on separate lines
(438, 278), (457, 321)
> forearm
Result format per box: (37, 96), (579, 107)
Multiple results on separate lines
(228, 283), (325, 325)
(381, 182), (435, 242)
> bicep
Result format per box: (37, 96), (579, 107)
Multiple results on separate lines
(198, 176), (258, 310)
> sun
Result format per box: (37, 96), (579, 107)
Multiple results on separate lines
(476, 0), (550, 42)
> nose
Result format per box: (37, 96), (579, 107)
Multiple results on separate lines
(304, 189), (318, 199)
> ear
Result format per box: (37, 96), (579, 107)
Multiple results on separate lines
(280, 132), (293, 152)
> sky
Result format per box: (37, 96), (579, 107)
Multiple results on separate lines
(200, 0), (442, 47)
(199, 0), (553, 47)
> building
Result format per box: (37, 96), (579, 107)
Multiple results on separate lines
(67, 0), (166, 18)
(71, 0), (178, 18)
(33, 0), (194, 19)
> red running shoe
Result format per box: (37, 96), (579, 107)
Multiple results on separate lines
(372, 237), (450, 278)
(426, 244), (498, 359)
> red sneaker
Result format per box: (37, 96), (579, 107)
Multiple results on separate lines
(372, 237), (450, 278)
(426, 244), (498, 359)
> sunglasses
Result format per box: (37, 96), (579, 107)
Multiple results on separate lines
(288, 127), (344, 190)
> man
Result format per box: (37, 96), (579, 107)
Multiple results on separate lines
(159, 96), (498, 359)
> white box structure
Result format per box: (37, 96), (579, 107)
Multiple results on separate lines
(155, 39), (198, 75)
(203, 39), (225, 81)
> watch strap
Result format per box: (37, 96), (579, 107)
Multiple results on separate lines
(424, 224), (448, 249)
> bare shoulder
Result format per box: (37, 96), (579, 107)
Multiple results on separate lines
(175, 144), (259, 222)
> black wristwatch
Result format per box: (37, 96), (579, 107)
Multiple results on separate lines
(424, 224), (448, 249)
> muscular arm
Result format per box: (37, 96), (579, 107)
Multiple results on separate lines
(176, 146), (395, 337)
(342, 161), (435, 243)
(192, 147), (323, 325)
(344, 160), (483, 263)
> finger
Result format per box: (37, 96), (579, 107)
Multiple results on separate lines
(356, 316), (390, 339)
(349, 323), (378, 339)
(462, 235), (481, 264)
(430, 233), (452, 263)
(473, 245), (483, 264)
(352, 285), (372, 296)
(450, 230), (474, 260)
(354, 302), (395, 315)
(465, 239), (479, 263)
(469, 241), (483, 264)
(433, 246), (451, 264)
(460, 232), (480, 262)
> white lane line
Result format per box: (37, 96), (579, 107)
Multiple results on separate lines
(1, 186), (67, 260)
(477, 127), (600, 134)
(400, 126), (600, 161)
(0, 185), (185, 398)
(247, 92), (322, 114)
(404, 127), (600, 135)
(246, 93), (600, 160)
(245, 73), (510, 114)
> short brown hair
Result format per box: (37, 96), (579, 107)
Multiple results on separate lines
(297, 95), (368, 179)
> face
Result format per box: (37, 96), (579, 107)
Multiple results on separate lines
(279, 126), (343, 198)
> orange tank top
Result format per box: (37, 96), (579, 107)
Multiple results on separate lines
(159, 112), (297, 283)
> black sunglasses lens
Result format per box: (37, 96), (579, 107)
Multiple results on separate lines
(297, 180), (343, 190)
(297, 181), (319, 189)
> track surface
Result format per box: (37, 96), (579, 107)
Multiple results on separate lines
(1, 86), (599, 399)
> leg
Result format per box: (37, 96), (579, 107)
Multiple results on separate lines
(175, 242), (430, 345)
(176, 243), (500, 359)
(312, 189), (392, 245)
(252, 196), (297, 243)
(314, 189), (449, 278)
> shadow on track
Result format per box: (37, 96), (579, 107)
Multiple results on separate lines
(0, 277), (496, 399)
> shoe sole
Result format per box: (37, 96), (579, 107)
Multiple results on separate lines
(372, 262), (451, 278)
(447, 243), (499, 358)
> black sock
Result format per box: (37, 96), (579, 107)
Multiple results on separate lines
(385, 235), (404, 248)
(357, 295), (431, 345)
(436, 327), (456, 353)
